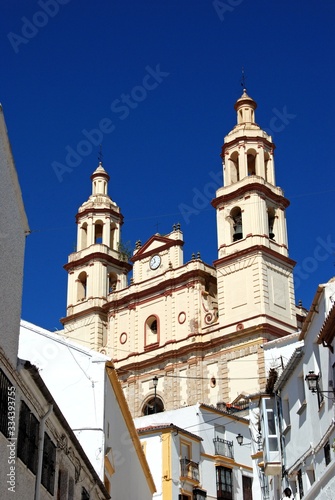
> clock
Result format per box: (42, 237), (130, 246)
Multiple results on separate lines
(149, 254), (161, 270)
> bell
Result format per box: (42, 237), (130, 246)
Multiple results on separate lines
(233, 223), (243, 241)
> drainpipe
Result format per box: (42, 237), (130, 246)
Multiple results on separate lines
(34, 405), (53, 500)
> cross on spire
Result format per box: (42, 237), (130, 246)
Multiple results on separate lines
(241, 67), (247, 92)
(98, 144), (103, 164)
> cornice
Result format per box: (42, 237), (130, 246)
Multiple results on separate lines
(60, 306), (107, 325)
(76, 207), (124, 224)
(104, 268), (216, 312)
(221, 135), (275, 157)
(213, 244), (296, 268)
(114, 321), (293, 370)
(64, 252), (132, 272)
(211, 181), (289, 209)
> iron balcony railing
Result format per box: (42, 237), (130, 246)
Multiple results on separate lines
(213, 437), (234, 459)
(180, 458), (200, 482)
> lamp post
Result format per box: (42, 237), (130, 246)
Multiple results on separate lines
(305, 371), (319, 392)
(305, 371), (335, 397)
(153, 376), (158, 414)
(236, 433), (250, 446)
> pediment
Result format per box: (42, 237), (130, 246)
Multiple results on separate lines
(131, 234), (183, 262)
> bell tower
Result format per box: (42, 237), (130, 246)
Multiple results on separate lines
(212, 89), (297, 338)
(61, 162), (132, 350)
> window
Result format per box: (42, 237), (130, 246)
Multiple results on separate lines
(247, 152), (256, 176)
(213, 427), (234, 459)
(261, 397), (280, 469)
(145, 315), (159, 348)
(57, 469), (68, 500)
(94, 221), (103, 244)
(297, 374), (306, 413)
(216, 466), (232, 500)
(108, 272), (117, 293)
(180, 458), (199, 482)
(267, 207), (275, 240)
(231, 207), (243, 242)
(110, 225), (116, 249)
(17, 401), (39, 474)
(181, 440), (191, 460)
(229, 152), (240, 183)
(0, 368), (11, 437)
(324, 441), (331, 466)
(77, 271), (87, 301)
(42, 433), (56, 494)
(306, 467), (315, 488)
(242, 476), (252, 500)
(80, 223), (87, 249)
(142, 397), (164, 415)
(297, 469), (304, 498)
(264, 152), (270, 182)
(282, 397), (291, 432)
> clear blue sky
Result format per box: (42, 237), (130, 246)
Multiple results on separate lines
(1, 0), (334, 331)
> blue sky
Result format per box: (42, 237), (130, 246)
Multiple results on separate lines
(1, 0), (334, 331)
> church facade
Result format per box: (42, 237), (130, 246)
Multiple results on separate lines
(60, 91), (301, 418)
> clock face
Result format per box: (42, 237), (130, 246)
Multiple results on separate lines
(149, 254), (161, 270)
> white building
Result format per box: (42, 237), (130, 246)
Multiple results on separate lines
(134, 403), (258, 499)
(19, 320), (156, 500)
(257, 278), (335, 499)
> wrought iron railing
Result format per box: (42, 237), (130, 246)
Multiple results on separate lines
(180, 458), (199, 481)
(213, 437), (234, 459)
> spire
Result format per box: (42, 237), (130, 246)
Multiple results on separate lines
(234, 89), (257, 125)
(90, 162), (110, 196)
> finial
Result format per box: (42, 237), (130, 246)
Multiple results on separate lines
(98, 144), (103, 165)
(241, 67), (247, 92)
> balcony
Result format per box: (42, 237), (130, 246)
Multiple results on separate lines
(213, 437), (234, 459)
(180, 458), (199, 482)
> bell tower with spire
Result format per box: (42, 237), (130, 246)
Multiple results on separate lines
(60, 162), (132, 350)
(212, 89), (297, 339)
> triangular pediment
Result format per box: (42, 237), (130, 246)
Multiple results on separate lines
(131, 234), (183, 262)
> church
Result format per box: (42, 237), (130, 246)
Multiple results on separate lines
(59, 90), (303, 418)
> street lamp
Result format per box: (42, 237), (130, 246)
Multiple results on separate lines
(236, 433), (251, 446)
(153, 376), (158, 414)
(305, 371), (335, 396)
(305, 371), (319, 393)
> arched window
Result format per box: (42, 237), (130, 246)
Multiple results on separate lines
(264, 152), (270, 182)
(142, 397), (164, 415)
(94, 220), (103, 244)
(108, 272), (118, 293)
(268, 207), (276, 240)
(110, 224), (116, 250)
(247, 150), (256, 176)
(229, 152), (240, 183)
(230, 207), (243, 242)
(80, 223), (87, 249)
(145, 315), (159, 347)
(77, 271), (87, 301)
